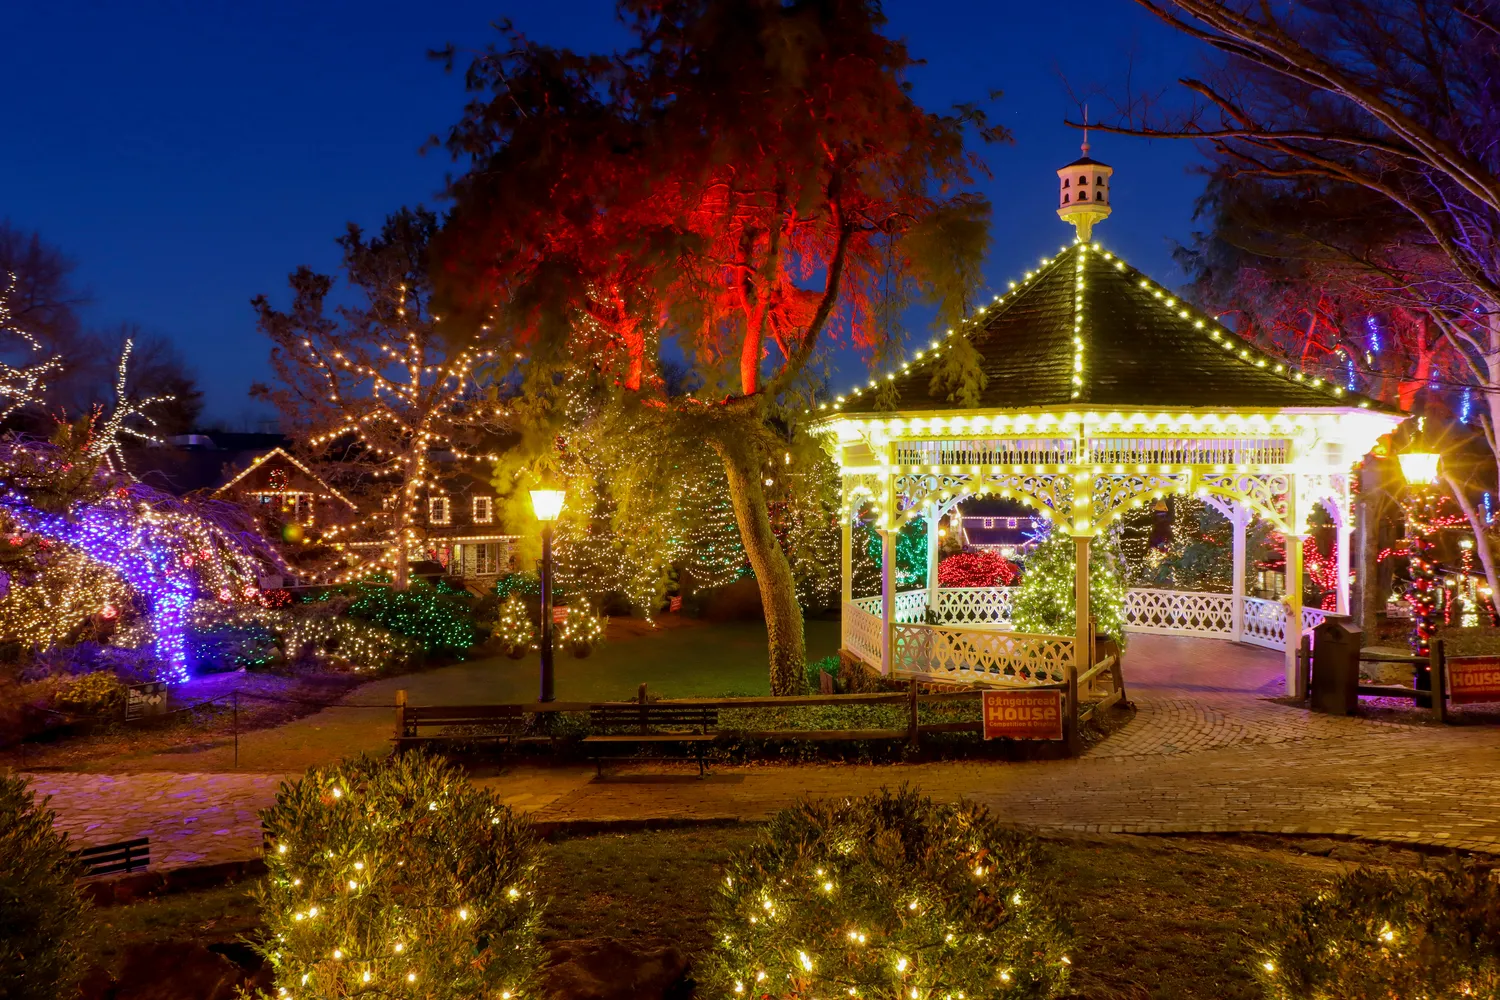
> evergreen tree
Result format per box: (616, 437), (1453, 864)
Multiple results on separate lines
(1013, 531), (1127, 645)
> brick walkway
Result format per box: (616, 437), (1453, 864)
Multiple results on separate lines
(24, 634), (1500, 869)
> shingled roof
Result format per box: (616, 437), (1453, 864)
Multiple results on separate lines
(833, 242), (1389, 415)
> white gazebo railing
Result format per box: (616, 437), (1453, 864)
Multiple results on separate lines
(891, 623), (1072, 685)
(843, 587), (1329, 673)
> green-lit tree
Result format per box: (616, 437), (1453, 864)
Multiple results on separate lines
(1013, 530), (1127, 644)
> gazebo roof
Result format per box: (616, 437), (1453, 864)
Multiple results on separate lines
(830, 241), (1392, 416)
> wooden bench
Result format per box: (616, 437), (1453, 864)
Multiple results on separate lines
(394, 702), (532, 753)
(583, 704), (718, 775)
(73, 837), (149, 878)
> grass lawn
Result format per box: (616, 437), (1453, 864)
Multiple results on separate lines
(97, 825), (1371, 999)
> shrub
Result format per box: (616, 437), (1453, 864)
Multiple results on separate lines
(495, 571), (541, 600)
(1255, 862), (1500, 998)
(489, 594), (535, 654)
(1012, 531), (1127, 645)
(0, 773), (95, 1000)
(344, 581), (477, 657)
(51, 669), (126, 716)
(803, 654), (839, 693)
(937, 550), (1019, 589)
(558, 604), (607, 653)
(701, 787), (1073, 1000)
(255, 751), (544, 1000)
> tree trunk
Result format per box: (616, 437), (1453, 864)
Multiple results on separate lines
(393, 488), (415, 591)
(708, 418), (805, 696)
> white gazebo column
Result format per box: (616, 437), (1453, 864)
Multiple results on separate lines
(1073, 534), (1091, 671)
(925, 503), (941, 615)
(1230, 505), (1249, 643)
(879, 527), (896, 675)
(1284, 482), (1305, 697)
(840, 509), (853, 650)
(1335, 521), (1352, 616)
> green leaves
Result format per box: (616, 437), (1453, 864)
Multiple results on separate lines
(254, 751), (544, 1000)
(0, 774), (95, 1000)
(702, 787), (1073, 1000)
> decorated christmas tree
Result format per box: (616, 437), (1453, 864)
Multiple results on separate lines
(491, 594), (535, 655)
(1012, 530), (1127, 644)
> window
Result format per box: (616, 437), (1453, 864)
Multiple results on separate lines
(472, 496), (493, 524)
(1062, 194), (1070, 203)
(1062, 178), (1070, 188)
(1078, 174), (1088, 184)
(474, 543), (499, 576)
(1007, 517), (1018, 529)
(428, 496), (450, 525)
(982, 517), (994, 528)
(1078, 191), (1088, 201)
(1095, 175), (1106, 187)
(1097, 190), (1106, 202)
(295, 494), (312, 523)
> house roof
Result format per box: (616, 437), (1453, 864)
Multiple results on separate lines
(830, 241), (1395, 416)
(214, 448), (357, 509)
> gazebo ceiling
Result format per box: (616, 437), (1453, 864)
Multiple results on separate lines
(828, 241), (1395, 417)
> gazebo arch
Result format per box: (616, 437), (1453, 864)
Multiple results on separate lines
(814, 148), (1405, 696)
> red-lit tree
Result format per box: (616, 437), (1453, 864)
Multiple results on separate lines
(433, 0), (1002, 693)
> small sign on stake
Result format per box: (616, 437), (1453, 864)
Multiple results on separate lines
(125, 682), (167, 721)
(1448, 656), (1500, 706)
(552, 606), (568, 625)
(981, 688), (1064, 741)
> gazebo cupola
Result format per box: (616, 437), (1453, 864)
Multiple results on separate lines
(814, 144), (1406, 696)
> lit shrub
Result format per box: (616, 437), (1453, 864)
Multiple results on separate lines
(702, 787), (1073, 1000)
(255, 751), (545, 1000)
(343, 581), (477, 657)
(51, 669), (126, 716)
(0, 773), (95, 1000)
(490, 594), (535, 657)
(937, 550), (1019, 589)
(1255, 862), (1500, 999)
(558, 604), (607, 656)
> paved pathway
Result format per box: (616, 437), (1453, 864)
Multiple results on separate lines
(22, 634), (1500, 869)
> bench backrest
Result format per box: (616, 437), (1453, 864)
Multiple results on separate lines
(73, 837), (150, 878)
(589, 704), (718, 732)
(406, 705), (525, 727)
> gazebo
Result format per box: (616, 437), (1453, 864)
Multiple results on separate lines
(813, 147), (1406, 695)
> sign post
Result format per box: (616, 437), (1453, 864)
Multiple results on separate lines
(981, 689), (1064, 741)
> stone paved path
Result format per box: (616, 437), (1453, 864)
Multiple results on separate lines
(23, 634), (1500, 869)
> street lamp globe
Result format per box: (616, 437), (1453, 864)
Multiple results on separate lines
(530, 489), (565, 522)
(1397, 451), (1440, 486)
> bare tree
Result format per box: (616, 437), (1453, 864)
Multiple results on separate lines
(1096, 0), (1500, 602)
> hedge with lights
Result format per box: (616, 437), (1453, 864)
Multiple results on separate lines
(1012, 530), (1127, 645)
(0, 773), (95, 1000)
(701, 787), (1073, 1000)
(1254, 861), (1500, 999)
(308, 580), (478, 658)
(937, 550), (1019, 589)
(255, 751), (545, 1000)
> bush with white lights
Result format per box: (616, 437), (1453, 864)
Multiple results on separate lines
(254, 751), (544, 1000)
(1255, 862), (1500, 999)
(702, 787), (1073, 1000)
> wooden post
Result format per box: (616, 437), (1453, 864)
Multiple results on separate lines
(907, 678), (919, 748)
(1299, 634), (1312, 701)
(394, 689), (408, 754)
(637, 682), (649, 705)
(840, 512), (853, 653)
(1431, 639), (1448, 724)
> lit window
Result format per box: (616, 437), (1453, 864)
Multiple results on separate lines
(472, 496), (493, 524)
(429, 496), (450, 525)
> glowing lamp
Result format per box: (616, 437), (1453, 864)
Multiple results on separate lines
(529, 489), (565, 522)
(1397, 451), (1440, 486)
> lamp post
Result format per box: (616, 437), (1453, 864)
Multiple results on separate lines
(529, 488), (565, 703)
(1396, 431), (1441, 671)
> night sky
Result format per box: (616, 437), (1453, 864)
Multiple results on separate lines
(4, 1), (1208, 426)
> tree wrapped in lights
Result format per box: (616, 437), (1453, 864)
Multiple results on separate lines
(255, 751), (545, 1000)
(1255, 862), (1500, 999)
(1012, 531), (1127, 644)
(701, 787), (1073, 1000)
(253, 208), (501, 590)
(0, 545), (132, 649)
(490, 593), (535, 658)
(0, 272), (61, 421)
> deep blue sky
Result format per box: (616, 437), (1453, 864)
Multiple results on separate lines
(4, 1), (1209, 427)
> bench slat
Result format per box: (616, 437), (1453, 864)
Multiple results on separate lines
(583, 734), (716, 743)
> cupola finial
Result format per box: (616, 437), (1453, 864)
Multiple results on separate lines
(1056, 116), (1113, 242)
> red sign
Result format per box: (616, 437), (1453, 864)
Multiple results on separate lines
(1449, 656), (1500, 705)
(982, 689), (1064, 741)
(552, 607), (568, 624)
(668, 596), (683, 613)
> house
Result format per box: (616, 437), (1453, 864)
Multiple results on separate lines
(417, 468), (518, 585)
(952, 501), (1047, 558)
(213, 447), (357, 526)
